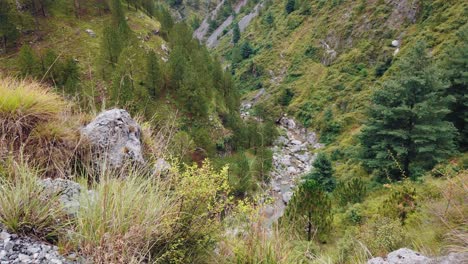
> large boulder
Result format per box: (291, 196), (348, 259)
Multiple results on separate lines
(81, 109), (144, 168)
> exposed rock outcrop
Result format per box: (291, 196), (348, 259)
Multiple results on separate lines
(368, 248), (468, 264)
(40, 178), (82, 215)
(81, 109), (144, 169)
(0, 227), (80, 263)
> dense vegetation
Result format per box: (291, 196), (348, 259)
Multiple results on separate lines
(0, 0), (467, 263)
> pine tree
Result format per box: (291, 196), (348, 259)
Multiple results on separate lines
(100, 25), (123, 70)
(110, 0), (130, 36)
(306, 153), (335, 192)
(284, 179), (332, 241)
(232, 23), (240, 44)
(285, 0), (295, 14)
(41, 49), (61, 83)
(0, 1), (19, 53)
(62, 57), (80, 93)
(145, 50), (162, 98)
(360, 41), (457, 181)
(265, 12), (274, 25)
(441, 26), (468, 150)
(18, 44), (39, 77)
(240, 41), (253, 59)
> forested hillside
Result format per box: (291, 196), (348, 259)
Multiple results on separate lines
(0, 0), (467, 263)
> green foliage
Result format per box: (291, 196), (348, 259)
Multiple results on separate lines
(382, 181), (417, 224)
(360, 216), (406, 256)
(264, 11), (274, 25)
(319, 108), (341, 144)
(279, 88), (294, 106)
(335, 178), (367, 206)
(145, 50), (162, 98)
(156, 5), (174, 37)
(240, 41), (254, 59)
(18, 44), (39, 77)
(285, 0), (295, 14)
(100, 25), (124, 69)
(228, 152), (254, 197)
(284, 179), (332, 241)
(360, 41), (457, 181)
(0, 1), (19, 53)
(232, 23), (240, 44)
(110, 0), (130, 36)
(305, 153), (336, 192)
(440, 25), (468, 150)
(41, 49), (61, 83)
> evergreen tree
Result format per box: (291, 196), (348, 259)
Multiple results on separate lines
(284, 179), (332, 241)
(41, 49), (61, 83)
(306, 153), (335, 192)
(360, 41), (457, 181)
(441, 26), (468, 150)
(285, 0), (295, 14)
(0, 1), (19, 53)
(265, 11), (274, 25)
(156, 5), (174, 37)
(18, 44), (39, 77)
(232, 23), (240, 44)
(100, 25), (123, 70)
(110, 0), (130, 36)
(240, 41), (253, 59)
(145, 50), (162, 98)
(62, 57), (80, 93)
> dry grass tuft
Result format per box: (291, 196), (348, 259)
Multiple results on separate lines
(0, 76), (85, 178)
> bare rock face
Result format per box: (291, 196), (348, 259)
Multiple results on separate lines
(81, 109), (144, 168)
(368, 248), (468, 264)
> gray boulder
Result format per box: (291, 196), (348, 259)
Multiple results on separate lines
(81, 109), (144, 168)
(40, 178), (81, 215)
(368, 248), (468, 264)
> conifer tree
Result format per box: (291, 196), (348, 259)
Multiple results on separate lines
(441, 26), (468, 150)
(0, 1), (19, 53)
(306, 153), (335, 192)
(42, 49), (61, 83)
(111, 0), (130, 36)
(100, 25), (123, 70)
(285, 179), (332, 241)
(62, 57), (80, 93)
(145, 50), (162, 98)
(360, 41), (457, 180)
(18, 44), (39, 77)
(285, 0), (295, 14)
(240, 41), (253, 59)
(232, 23), (240, 44)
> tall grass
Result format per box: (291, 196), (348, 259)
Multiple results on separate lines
(0, 159), (69, 242)
(68, 166), (176, 263)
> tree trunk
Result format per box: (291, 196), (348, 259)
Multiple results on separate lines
(307, 212), (312, 241)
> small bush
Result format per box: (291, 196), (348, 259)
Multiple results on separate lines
(335, 178), (367, 206)
(359, 216), (406, 256)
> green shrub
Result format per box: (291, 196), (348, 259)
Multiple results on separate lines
(382, 181), (417, 224)
(335, 178), (367, 206)
(360, 216), (406, 256)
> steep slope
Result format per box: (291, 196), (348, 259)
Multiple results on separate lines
(215, 0), (467, 177)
